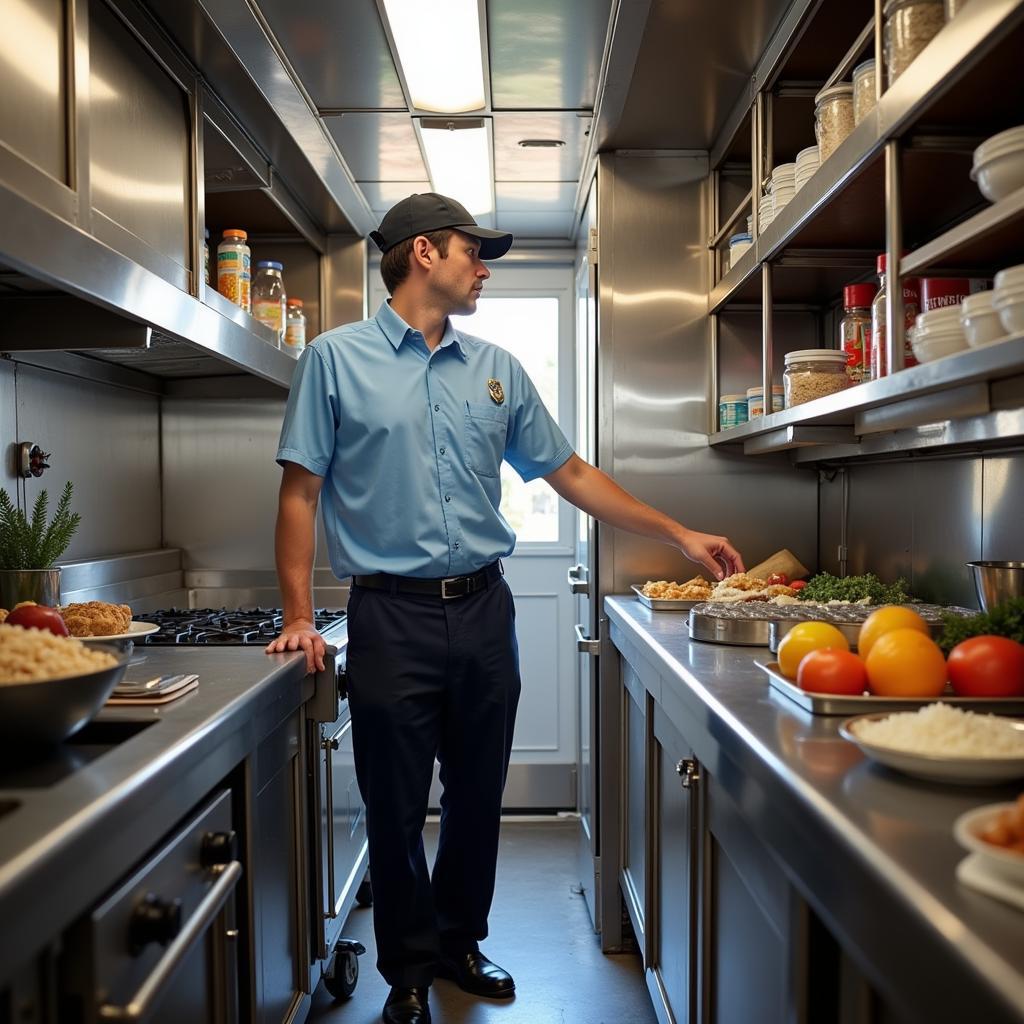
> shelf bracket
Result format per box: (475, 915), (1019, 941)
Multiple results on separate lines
(743, 426), (857, 454)
(854, 382), (990, 435)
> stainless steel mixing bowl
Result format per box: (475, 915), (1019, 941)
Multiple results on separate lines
(966, 561), (1024, 611)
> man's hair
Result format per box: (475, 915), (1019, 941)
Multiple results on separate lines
(380, 229), (453, 294)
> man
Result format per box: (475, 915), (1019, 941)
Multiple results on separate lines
(267, 193), (743, 1024)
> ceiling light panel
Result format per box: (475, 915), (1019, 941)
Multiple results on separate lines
(381, 0), (486, 113)
(418, 120), (493, 218)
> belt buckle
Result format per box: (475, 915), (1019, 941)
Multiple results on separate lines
(441, 577), (461, 600)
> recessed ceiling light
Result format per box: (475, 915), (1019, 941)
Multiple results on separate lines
(418, 118), (493, 217)
(516, 139), (566, 148)
(380, 0), (486, 113)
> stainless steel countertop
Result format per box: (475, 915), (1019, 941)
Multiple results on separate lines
(0, 645), (312, 974)
(606, 595), (1024, 1023)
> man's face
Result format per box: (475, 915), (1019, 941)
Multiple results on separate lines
(427, 230), (490, 315)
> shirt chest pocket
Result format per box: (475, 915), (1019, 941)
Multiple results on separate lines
(464, 401), (509, 478)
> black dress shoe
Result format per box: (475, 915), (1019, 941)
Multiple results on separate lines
(382, 986), (430, 1024)
(436, 951), (515, 998)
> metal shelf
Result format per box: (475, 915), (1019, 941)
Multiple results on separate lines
(709, 335), (1024, 451)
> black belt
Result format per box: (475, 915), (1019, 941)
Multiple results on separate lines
(353, 561), (503, 600)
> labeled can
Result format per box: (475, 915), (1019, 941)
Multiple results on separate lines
(719, 394), (749, 430)
(920, 277), (987, 311)
(746, 385), (785, 417)
(217, 229), (251, 312)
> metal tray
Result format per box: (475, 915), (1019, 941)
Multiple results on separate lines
(631, 584), (700, 612)
(689, 609), (771, 646)
(757, 661), (1024, 716)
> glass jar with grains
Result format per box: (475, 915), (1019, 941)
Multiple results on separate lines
(252, 261), (286, 345)
(284, 298), (306, 357)
(884, 0), (945, 85)
(814, 84), (855, 162)
(852, 59), (877, 125)
(784, 350), (849, 407)
(217, 229), (251, 312)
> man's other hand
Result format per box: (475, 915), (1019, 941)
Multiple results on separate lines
(265, 620), (326, 674)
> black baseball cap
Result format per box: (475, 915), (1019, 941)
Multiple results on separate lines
(369, 192), (514, 260)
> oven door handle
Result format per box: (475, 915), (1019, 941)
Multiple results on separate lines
(99, 861), (242, 1021)
(322, 719), (353, 920)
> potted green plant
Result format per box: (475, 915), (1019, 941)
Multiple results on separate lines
(0, 482), (81, 608)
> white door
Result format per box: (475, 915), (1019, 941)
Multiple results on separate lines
(369, 260), (578, 809)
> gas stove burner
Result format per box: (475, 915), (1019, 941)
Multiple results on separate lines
(141, 607), (346, 646)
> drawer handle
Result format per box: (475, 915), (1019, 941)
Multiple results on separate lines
(575, 623), (600, 656)
(567, 564), (590, 595)
(675, 758), (700, 790)
(99, 861), (242, 1021)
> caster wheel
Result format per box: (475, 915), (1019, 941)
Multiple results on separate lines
(323, 939), (365, 1000)
(356, 878), (373, 907)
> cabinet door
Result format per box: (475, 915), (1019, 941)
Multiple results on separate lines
(251, 712), (305, 1024)
(621, 660), (647, 946)
(652, 705), (697, 1024)
(705, 773), (795, 1024)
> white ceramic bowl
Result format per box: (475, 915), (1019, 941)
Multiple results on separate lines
(917, 304), (963, 331)
(772, 162), (796, 179)
(993, 286), (1024, 335)
(912, 329), (969, 362)
(994, 264), (1024, 291)
(971, 150), (1024, 202)
(796, 145), (819, 164)
(954, 803), (1024, 887)
(973, 125), (1024, 166)
(960, 291), (1006, 347)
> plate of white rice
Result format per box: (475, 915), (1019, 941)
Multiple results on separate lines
(840, 703), (1024, 784)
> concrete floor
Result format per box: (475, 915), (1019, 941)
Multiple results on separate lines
(308, 819), (657, 1024)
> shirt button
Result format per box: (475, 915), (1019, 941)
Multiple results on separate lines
(445, 494), (451, 503)
(439, 446), (446, 455)
(454, 542), (461, 550)
(434, 404), (440, 411)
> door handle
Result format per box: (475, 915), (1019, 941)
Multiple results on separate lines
(567, 564), (590, 595)
(574, 623), (600, 656)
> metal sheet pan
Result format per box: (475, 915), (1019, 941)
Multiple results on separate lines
(630, 584), (701, 612)
(757, 661), (1024, 717)
(688, 610), (771, 646)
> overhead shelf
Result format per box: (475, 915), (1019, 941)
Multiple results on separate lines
(709, 335), (1024, 453)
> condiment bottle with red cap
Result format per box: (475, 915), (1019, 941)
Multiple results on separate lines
(870, 253), (920, 378)
(840, 282), (877, 384)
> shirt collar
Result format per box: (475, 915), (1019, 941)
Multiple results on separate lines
(375, 301), (467, 360)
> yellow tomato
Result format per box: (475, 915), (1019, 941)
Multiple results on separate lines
(865, 628), (947, 697)
(858, 605), (930, 659)
(777, 622), (850, 679)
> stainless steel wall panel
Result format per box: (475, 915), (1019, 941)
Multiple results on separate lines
(323, 114), (428, 182)
(15, 364), (161, 560)
(845, 463), (913, 585)
(324, 235), (366, 334)
(716, 314), (762, 407)
(89, 0), (190, 274)
(0, 0), (67, 185)
(0, 360), (16, 501)
(817, 468), (845, 576)
(982, 453), (1024, 561)
(161, 398), (332, 574)
(257, 0), (405, 110)
(487, 0), (612, 109)
(910, 459), (982, 607)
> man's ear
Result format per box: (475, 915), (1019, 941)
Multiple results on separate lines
(411, 235), (434, 270)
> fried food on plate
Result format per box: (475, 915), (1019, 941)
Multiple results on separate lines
(0, 609), (7, 624)
(59, 601), (133, 637)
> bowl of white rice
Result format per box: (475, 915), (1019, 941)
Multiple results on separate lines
(839, 703), (1024, 784)
(0, 624), (129, 745)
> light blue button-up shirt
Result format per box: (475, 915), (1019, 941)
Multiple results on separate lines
(276, 301), (574, 579)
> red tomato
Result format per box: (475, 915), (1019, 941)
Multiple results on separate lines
(766, 572), (789, 586)
(797, 648), (868, 695)
(947, 636), (1024, 697)
(790, 580), (807, 591)
(6, 603), (69, 637)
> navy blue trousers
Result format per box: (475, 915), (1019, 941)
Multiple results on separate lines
(345, 574), (521, 987)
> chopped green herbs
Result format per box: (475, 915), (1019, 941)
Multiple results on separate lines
(796, 572), (912, 605)
(938, 598), (1024, 653)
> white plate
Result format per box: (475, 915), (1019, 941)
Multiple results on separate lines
(78, 621), (161, 643)
(954, 804), (1024, 888)
(839, 713), (1024, 784)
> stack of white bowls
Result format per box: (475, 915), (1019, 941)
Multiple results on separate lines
(795, 146), (820, 192)
(911, 305), (970, 362)
(758, 192), (775, 233)
(771, 163), (796, 214)
(993, 264), (1024, 335)
(971, 126), (1024, 202)
(960, 291), (1005, 347)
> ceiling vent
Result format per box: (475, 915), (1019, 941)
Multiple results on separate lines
(517, 139), (566, 148)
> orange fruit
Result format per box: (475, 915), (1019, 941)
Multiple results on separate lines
(865, 628), (947, 697)
(777, 622), (850, 679)
(858, 605), (930, 659)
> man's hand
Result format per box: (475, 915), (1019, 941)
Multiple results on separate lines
(678, 529), (745, 582)
(265, 619), (326, 675)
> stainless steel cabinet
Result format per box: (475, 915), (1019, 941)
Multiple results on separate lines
(621, 660), (648, 950)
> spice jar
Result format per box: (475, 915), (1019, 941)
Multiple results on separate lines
(284, 298), (307, 357)
(784, 350), (849, 407)
(870, 254), (921, 378)
(884, 0), (945, 85)
(840, 283), (878, 384)
(217, 229), (251, 312)
(814, 84), (855, 162)
(252, 260), (286, 345)
(852, 59), (877, 125)
(719, 395), (748, 430)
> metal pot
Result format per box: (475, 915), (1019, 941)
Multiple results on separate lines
(966, 561), (1024, 611)
(0, 569), (62, 608)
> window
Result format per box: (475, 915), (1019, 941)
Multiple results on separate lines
(457, 296), (561, 541)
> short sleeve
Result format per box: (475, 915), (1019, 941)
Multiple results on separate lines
(275, 346), (339, 476)
(503, 359), (574, 482)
